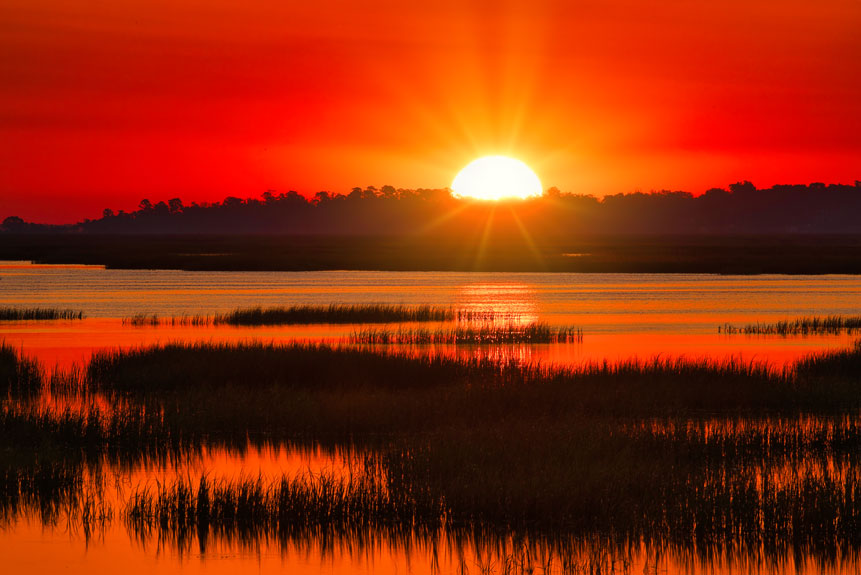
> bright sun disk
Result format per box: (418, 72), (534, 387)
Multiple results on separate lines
(451, 156), (543, 201)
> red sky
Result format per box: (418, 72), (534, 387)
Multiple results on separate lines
(1, 0), (859, 223)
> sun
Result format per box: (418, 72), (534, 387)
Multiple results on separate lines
(451, 156), (543, 201)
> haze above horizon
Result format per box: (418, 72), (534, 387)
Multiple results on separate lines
(1, 0), (858, 223)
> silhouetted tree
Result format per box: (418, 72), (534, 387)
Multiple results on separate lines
(729, 181), (756, 195)
(7, 182), (861, 236)
(2, 216), (26, 231)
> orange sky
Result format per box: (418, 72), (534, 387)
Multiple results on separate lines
(1, 0), (859, 223)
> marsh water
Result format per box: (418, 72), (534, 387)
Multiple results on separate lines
(4, 261), (860, 366)
(2, 261), (861, 574)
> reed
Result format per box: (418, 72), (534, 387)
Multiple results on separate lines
(219, 304), (453, 325)
(794, 339), (861, 379)
(0, 342), (43, 396)
(122, 313), (159, 326)
(10, 340), (861, 565)
(112, 421), (861, 563)
(83, 340), (861, 416)
(0, 306), (83, 320)
(122, 313), (211, 327)
(384, 414), (861, 551)
(0, 402), (193, 529)
(60, 341), (861, 491)
(122, 304), (455, 327)
(0, 457), (110, 534)
(0, 404), (189, 470)
(124, 462), (444, 556)
(455, 310), (513, 322)
(720, 315), (861, 335)
(349, 323), (584, 345)
(5, 385), (861, 565)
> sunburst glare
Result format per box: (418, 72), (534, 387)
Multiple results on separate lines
(451, 156), (543, 201)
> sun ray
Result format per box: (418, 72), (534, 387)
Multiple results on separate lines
(507, 206), (547, 271)
(413, 199), (473, 235)
(472, 207), (497, 270)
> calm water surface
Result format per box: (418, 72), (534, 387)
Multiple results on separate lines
(3, 262), (861, 328)
(2, 261), (860, 367)
(2, 261), (861, 574)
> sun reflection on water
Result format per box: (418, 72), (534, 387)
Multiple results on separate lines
(455, 283), (539, 326)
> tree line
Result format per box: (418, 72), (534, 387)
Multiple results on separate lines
(3, 182), (861, 236)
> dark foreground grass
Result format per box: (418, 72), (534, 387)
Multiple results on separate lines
(796, 340), (861, 379)
(349, 323), (584, 344)
(0, 406), (113, 526)
(80, 340), (861, 417)
(113, 418), (861, 563)
(76, 341), (861, 538)
(721, 315), (861, 335)
(0, 404), (185, 468)
(0, 342), (43, 396)
(123, 304), (455, 327)
(6, 402), (861, 563)
(391, 422), (861, 549)
(7, 340), (861, 567)
(0, 307), (83, 321)
(124, 467), (443, 546)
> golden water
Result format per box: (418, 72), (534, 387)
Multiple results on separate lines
(2, 262), (861, 573)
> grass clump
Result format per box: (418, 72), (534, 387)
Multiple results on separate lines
(123, 304), (454, 327)
(219, 304), (453, 325)
(0, 342), (42, 397)
(7, 340), (861, 565)
(350, 323), (584, 345)
(0, 307), (83, 321)
(392, 418), (861, 544)
(0, 407), (112, 526)
(720, 315), (861, 336)
(795, 340), (861, 380)
(84, 341), (797, 413)
(124, 466), (443, 546)
(80, 340), (861, 434)
(122, 313), (210, 327)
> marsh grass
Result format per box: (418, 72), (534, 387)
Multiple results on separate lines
(0, 402), (194, 530)
(391, 419), (861, 548)
(113, 418), (861, 563)
(349, 323), (584, 345)
(0, 406), (108, 527)
(222, 304), (454, 325)
(455, 310), (514, 322)
(81, 340), (861, 417)
(0, 342), (43, 397)
(123, 304), (455, 327)
(7, 340), (861, 566)
(123, 471), (650, 573)
(0, 307), (83, 321)
(124, 465), (443, 543)
(7, 401), (861, 560)
(123, 313), (209, 326)
(72, 340), (861, 545)
(795, 340), (861, 379)
(720, 315), (861, 336)
(0, 404), (189, 472)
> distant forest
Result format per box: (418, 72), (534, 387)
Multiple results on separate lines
(4, 181), (861, 236)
